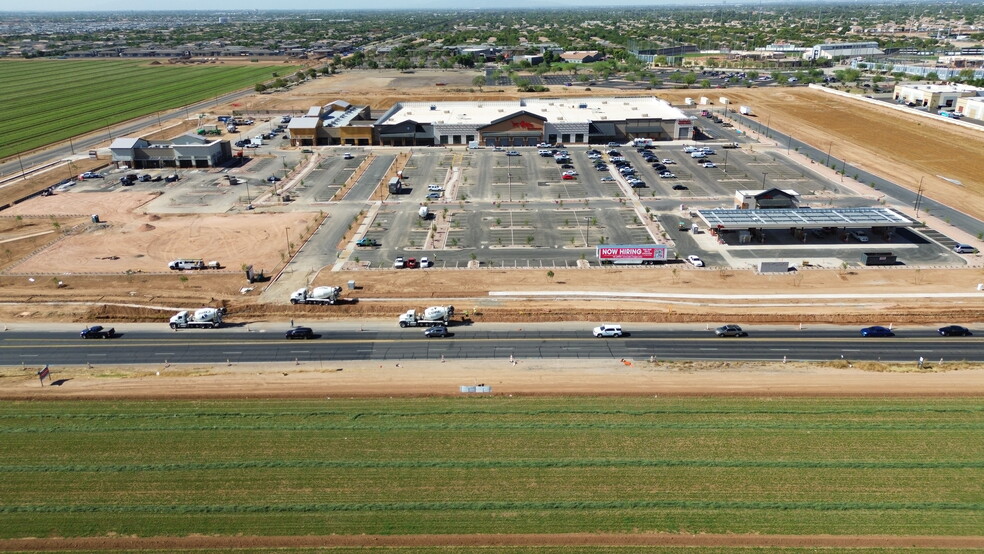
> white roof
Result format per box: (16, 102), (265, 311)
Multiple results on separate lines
(288, 118), (320, 130)
(109, 137), (146, 149)
(899, 83), (983, 94)
(306, 106), (321, 117)
(378, 97), (686, 126)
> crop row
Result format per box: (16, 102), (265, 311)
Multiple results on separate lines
(3, 500), (983, 514)
(3, 457), (982, 474)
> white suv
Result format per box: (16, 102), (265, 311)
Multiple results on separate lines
(427, 185), (444, 192)
(592, 324), (623, 338)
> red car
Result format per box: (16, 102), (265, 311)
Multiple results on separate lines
(405, 257), (419, 269)
(562, 173), (576, 180)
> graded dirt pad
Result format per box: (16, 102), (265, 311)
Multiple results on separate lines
(1, 532), (982, 551)
(2, 191), (319, 274)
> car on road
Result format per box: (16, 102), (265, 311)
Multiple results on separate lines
(686, 255), (704, 267)
(715, 324), (746, 337)
(394, 256), (405, 269)
(426, 192), (442, 199)
(80, 325), (115, 339)
(938, 325), (972, 336)
(506, 151), (520, 156)
(593, 324), (623, 338)
(702, 162), (717, 168)
(953, 244), (978, 254)
(672, 184), (688, 190)
(860, 325), (894, 337)
(424, 325), (451, 338)
(285, 326), (314, 339)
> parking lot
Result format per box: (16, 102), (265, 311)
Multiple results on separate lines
(58, 117), (975, 271)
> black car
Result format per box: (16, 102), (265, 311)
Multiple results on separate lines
(672, 184), (688, 190)
(285, 326), (314, 339)
(938, 325), (972, 336)
(80, 325), (115, 339)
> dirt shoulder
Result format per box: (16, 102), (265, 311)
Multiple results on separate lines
(3, 359), (983, 401)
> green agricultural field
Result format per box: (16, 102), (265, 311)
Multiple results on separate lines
(0, 396), (982, 542)
(0, 59), (296, 159)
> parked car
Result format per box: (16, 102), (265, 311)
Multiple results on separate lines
(600, 177), (615, 182)
(80, 172), (103, 179)
(938, 325), (972, 336)
(164, 174), (179, 182)
(715, 324), (746, 337)
(660, 172), (677, 179)
(849, 230), (870, 243)
(424, 325), (451, 337)
(356, 238), (378, 247)
(505, 151), (520, 156)
(686, 255), (704, 267)
(420, 257), (430, 268)
(405, 257), (419, 269)
(702, 162), (717, 168)
(661, 159), (676, 164)
(860, 325), (894, 337)
(953, 244), (978, 254)
(672, 184), (688, 190)
(267, 175), (281, 182)
(343, 153), (354, 159)
(561, 164), (575, 169)
(80, 325), (115, 339)
(285, 326), (314, 339)
(426, 192), (442, 199)
(562, 174), (576, 180)
(427, 185), (444, 192)
(394, 256), (405, 269)
(593, 324), (623, 338)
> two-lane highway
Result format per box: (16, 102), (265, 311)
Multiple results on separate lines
(2, 325), (982, 366)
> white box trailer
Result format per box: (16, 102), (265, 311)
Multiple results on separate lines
(596, 244), (669, 265)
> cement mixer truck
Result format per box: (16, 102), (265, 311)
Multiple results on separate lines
(290, 286), (343, 305)
(169, 308), (225, 329)
(398, 305), (455, 327)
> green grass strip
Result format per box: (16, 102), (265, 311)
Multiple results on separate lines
(1, 499), (981, 514)
(3, 421), (983, 433)
(2, 458), (982, 473)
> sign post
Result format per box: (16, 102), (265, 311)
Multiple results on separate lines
(37, 365), (50, 387)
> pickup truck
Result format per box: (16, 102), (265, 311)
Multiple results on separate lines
(80, 325), (116, 339)
(356, 238), (378, 247)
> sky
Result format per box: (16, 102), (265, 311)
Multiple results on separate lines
(7, 0), (740, 11)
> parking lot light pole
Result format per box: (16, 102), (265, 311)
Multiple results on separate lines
(761, 172), (768, 187)
(584, 216), (590, 247)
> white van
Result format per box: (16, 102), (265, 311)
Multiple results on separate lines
(592, 324), (623, 338)
(954, 244), (978, 254)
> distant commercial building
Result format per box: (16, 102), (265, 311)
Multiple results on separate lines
(804, 41), (883, 60)
(375, 97), (692, 147)
(559, 51), (604, 64)
(956, 96), (984, 119)
(893, 83), (983, 111)
(286, 100), (373, 146)
(109, 134), (231, 169)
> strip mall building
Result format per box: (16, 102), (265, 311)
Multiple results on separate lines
(374, 97), (693, 147)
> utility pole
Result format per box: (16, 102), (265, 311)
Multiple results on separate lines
(824, 141), (833, 166)
(914, 177), (925, 216)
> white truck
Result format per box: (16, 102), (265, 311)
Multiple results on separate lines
(739, 105), (752, 116)
(290, 286), (342, 305)
(169, 308), (225, 329)
(398, 305), (455, 327)
(418, 205), (429, 219)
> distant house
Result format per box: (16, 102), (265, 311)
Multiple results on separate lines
(559, 51), (603, 64)
(110, 134), (231, 169)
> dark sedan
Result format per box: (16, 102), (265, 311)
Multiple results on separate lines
(285, 326), (314, 339)
(938, 325), (972, 336)
(860, 326), (894, 337)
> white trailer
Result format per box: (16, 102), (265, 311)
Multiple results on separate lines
(739, 106), (753, 115)
(290, 286), (342, 305)
(169, 308), (224, 329)
(399, 306), (455, 327)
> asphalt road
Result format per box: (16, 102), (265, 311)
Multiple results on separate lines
(3, 325), (980, 365)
